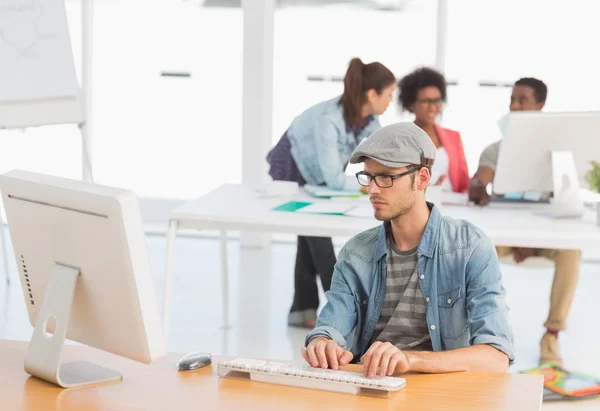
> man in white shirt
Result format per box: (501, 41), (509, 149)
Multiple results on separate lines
(469, 78), (580, 366)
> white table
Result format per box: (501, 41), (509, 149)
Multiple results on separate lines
(162, 184), (600, 335)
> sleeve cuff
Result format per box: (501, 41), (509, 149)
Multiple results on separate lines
(305, 326), (347, 349)
(478, 160), (497, 171)
(472, 335), (515, 365)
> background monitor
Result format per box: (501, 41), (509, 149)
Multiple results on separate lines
(494, 111), (600, 194)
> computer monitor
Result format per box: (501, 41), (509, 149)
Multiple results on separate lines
(494, 111), (600, 194)
(0, 170), (167, 388)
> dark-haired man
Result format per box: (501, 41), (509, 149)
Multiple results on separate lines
(469, 77), (580, 366)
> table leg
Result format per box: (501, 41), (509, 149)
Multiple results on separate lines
(162, 219), (178, 343)
(220, 230), (232, 329)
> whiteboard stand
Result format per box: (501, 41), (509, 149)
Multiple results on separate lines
(81, 0), (94, 182)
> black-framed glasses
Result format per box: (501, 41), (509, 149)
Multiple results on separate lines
(355, 169), (419, 188)
(416, 98), (443, 106)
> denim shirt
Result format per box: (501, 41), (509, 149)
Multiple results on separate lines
(305, 203), (514, 363)
(287, 97), (381, 190)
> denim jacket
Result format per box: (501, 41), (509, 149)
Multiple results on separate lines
(306, 204), (514, 363)
(287, 97), (381, 190)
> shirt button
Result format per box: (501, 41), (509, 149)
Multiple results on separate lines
(420, 275), (425, 280)
(447, 298), (452, 304)
(417, 252), (422, 257)
(362, 300), (367, 305)
(426, 297), (430, 303)
(431, 324), (436, 330)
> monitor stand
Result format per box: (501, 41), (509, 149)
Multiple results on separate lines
(24, 263), (123, 388)
(550, 150), (585, 218)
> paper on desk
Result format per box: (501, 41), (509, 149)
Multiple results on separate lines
(304, 184), (363, 198)
(272, 201), (312, 213)
(295, 202), (356, 216)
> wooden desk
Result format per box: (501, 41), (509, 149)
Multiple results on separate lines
(1, 339), (543, 410)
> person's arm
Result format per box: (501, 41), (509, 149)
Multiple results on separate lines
(469, 142), (499, 204)
(469, 166), (494, 204)
(360, 341), (508, 378)
(314, 115), (359, 191)
(451, 131), (471, 193)
(302, 248), (361, 369)
(472, 165), (495, 186)
(405, 345), (508, 373)
(304, 248), (359, 349)
(464, 230), (514, 363)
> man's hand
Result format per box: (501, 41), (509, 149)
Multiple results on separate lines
(513, 247), (537, 263)
(468, 179), (490, 205)
(360, 341), (410, 378)
(301, 337), (353, 371)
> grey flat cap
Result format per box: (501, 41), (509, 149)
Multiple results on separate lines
(349, 122), (436, 168)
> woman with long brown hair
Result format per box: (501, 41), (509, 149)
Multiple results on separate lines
(267, 58), (396, 327)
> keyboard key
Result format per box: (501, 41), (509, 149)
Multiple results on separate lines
(266, 362), (286, 371)
(238, 359), (267, 368)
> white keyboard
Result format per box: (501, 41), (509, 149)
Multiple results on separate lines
(217, 358), (406, 397)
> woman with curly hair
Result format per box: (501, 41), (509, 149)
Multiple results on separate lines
(398, 67), (469, 193)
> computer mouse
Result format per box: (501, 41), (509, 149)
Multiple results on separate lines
(177, 352), (212, 371)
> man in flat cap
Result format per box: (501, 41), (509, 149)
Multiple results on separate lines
(302, 122), (513, 377)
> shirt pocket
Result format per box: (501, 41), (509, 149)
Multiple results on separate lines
(437, 287), (468, 339)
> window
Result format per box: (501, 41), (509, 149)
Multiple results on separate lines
(92, 1), (243, 199)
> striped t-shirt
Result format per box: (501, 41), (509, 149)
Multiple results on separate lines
(370, 233), (432, 351)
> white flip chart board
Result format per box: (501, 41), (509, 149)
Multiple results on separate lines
(0, 0), (82, 128)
